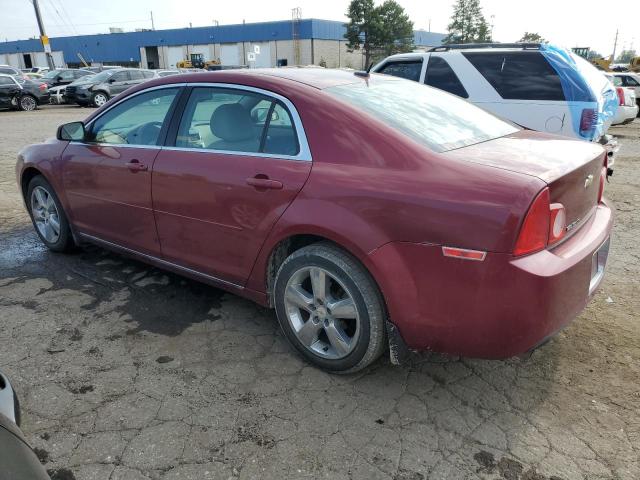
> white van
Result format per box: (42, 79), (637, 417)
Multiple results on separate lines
(372, 44), (618, 144)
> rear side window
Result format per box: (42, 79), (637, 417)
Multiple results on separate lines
(129, 70), (144, 81)
(378, 61), (422, 82)
(463, 52), (565, 101)
(623, 75), (639, 87)
(111, 71), (130, 82)
(0, 77), (15, 86)
(142, 71), (155, 79)
(424, 56), (468, 98)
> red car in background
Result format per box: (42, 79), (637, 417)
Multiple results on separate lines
(16, 69), (612, 373)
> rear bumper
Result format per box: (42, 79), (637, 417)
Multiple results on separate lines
(369, 201), (613, 358)
(612, 105), (639, 125)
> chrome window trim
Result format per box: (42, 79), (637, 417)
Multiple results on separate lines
(83, 82), (312, 162)
(77, 232), (244, 290)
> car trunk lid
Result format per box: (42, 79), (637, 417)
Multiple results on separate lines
(444, 130), (606, 237)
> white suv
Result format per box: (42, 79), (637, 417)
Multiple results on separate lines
(373, 44), (617, 143)
(611, 73), (640, 116)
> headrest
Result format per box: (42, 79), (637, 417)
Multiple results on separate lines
(210, 103), (255, 142)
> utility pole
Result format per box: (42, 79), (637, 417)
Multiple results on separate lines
(150, 11), (155, 30)
(31, 0), (55, 69)
(611, 29), (618, 62)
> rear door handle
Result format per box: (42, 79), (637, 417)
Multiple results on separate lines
(125, 159), (148, 172)
(246, 176), (283, 190)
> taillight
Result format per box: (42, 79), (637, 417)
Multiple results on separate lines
(616, 87), (625, 106)
(548, 203), (566, 244)
(598, 167), (606, 203)
(39, 83), (47, 91)
(513, 188), (551, 256)
(579, 108), (598, 138)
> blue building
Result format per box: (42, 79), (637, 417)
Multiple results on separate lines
(0, 19), (445, 70)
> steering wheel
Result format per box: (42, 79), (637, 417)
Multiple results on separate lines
(129, 121), (163, 145)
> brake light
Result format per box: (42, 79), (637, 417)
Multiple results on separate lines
(616, 87), (625, 106)
(579, 108), (598, 137)
(514, 188), (550, 256)
(598, 167), (606, 203)
(39, 83), (47, 91)
(548, 203), (566, 244)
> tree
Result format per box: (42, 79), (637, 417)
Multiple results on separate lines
(443, 0), (492, 44)
(344, 0), (414, 66)
(586, 50), (603, 61)
(518, 32), (545, 43)
(375, 1), (414, 57)
(615, 49), (637, 64)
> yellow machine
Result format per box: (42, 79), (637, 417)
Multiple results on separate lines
(176, 53), (220, 70)
(630, 57), (640, 73)
(592, 57), (612, 72)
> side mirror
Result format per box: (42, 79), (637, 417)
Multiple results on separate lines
(0, 371), (19, 426)
(55, 75), (63, 82)
(251, 108), (280, 123)
(57, 121), (86, 141)
(108, 78), (116, 83)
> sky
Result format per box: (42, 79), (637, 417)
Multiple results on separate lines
(0, 0), (635, 58)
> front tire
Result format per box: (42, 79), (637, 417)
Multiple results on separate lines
(18, 94), (37, 111)
(91, 91), (109, 107)
(27, 175), (74, 252)
(274, 243), (386, 373)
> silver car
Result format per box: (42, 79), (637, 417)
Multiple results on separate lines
(65, 68), (157, 107)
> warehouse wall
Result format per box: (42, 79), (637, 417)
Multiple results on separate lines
(312, 40), (365, 69)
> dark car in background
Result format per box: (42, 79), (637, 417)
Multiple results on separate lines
(0, 74), (48, 111)
(0, 371), (50, 479)
(39, 68), (93, 89)
(66, 68), (157, 107)
(0, 65), (25, 79)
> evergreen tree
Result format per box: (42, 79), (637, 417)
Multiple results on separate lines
(443, 0), (492, 45)
(518, 32), (546, 43)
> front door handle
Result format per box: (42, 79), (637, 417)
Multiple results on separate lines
(125, 159), (148, 172)
(246, 176), (283, 190)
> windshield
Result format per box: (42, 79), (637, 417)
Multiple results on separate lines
(89, 70), (113, 83)
(326, 77), (518, 153)
(42, 70), (61, 79)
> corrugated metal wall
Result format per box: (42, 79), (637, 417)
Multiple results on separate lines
(0, 19), (443, 65)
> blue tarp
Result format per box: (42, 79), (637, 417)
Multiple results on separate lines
(541, 44), (617, 141)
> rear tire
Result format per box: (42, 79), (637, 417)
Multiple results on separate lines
(18, 94), (37, 111)
(274, 243), (386, 373)
(26, 175), (74, 253)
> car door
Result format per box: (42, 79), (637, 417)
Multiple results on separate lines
(152, 85), (312, 285)
(61, 86), (181, 255)
(108, 70), (131, 95)
(0, 76), (20, 108)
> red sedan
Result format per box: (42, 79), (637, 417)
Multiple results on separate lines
(16, 69), (613, 372)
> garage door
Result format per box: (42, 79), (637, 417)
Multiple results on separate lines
(249, 42), (271, 68)
(190, 44), (212, 62)
(220, 44), (240, 66)
(32, 52), (48, 68)
(52, 51), (65, 68)
(166, 46), (186, 69)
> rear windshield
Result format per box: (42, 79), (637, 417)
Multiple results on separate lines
(326, 77), (518, 152)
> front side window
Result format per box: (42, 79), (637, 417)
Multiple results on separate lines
(175, 87), (299, 156)
(110, 71), (130, 82)
(424, 56), (468, 98)
(463, 51), (565, 101)
(89, 88), (179, 145)
(611, 76), (623, 86)
(378, 61), (422, 82)
(327, 77), (518, 153)
(129, 70), (144, 81)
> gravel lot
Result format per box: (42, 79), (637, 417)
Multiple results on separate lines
(1, 105), (639, 480)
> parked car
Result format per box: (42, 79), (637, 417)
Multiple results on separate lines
(84, 65), (123, 74)
(17, 69), (612, 372)
(65, 68), (157, 107)
(611, 73), (640, 116)
(0, 74), (48, 111)
(0, 64), (27, 79)
(156, 69), (181, 77)
(39, 68), (93, 89)
(373, 43), (618, 144)
(0, 371), (50, 479)
(605, 74), (638, 125)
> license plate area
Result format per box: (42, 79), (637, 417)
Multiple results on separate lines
(589, 237), (610, 294)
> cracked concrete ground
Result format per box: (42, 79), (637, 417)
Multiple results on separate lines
(1, 106), (639, 480)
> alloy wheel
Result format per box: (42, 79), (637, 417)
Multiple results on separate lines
(93, 93), (107, 107)
(20, 95), (36, 111)
(30, 186), (61, 243)
(283, 266), (360, 359)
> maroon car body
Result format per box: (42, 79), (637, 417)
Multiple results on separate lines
(16, 69), (613, 367)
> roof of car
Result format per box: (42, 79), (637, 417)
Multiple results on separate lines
(169, 67), (384, 90)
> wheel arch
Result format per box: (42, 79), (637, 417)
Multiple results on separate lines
(20, 166), (45, 200)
